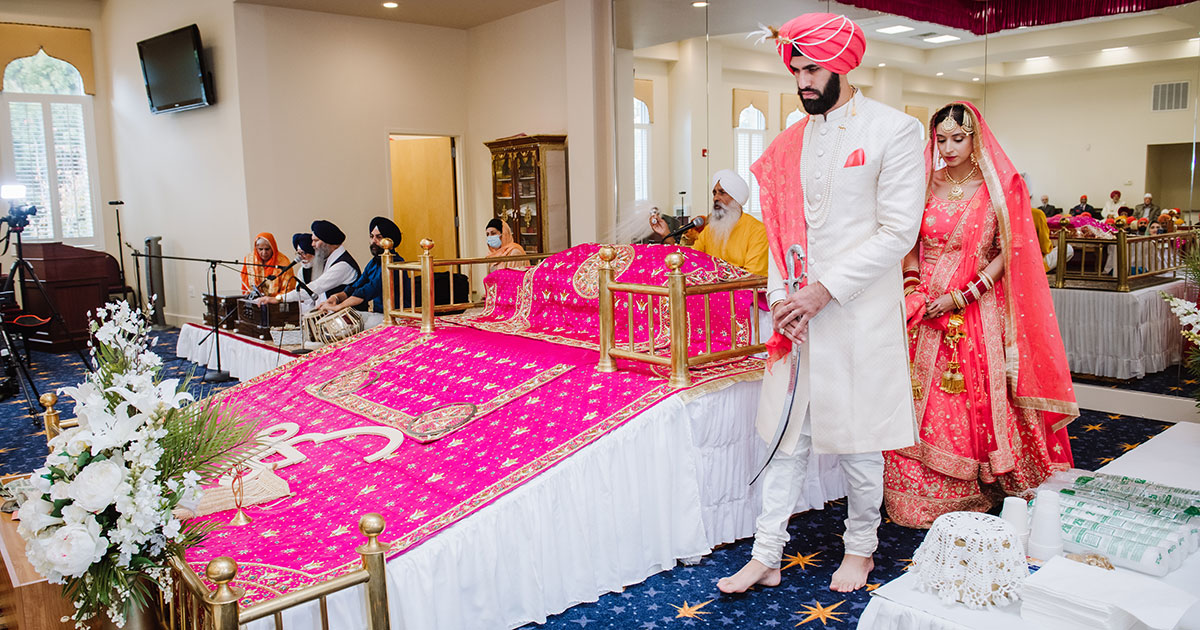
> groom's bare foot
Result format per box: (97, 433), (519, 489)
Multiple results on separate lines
(829, 553), (874, 592)
(717, 559), (781, 594)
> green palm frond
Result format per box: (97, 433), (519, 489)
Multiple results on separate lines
(158, 401), (263, 485)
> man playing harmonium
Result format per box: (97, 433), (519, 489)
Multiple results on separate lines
(257, 220), (359, 312)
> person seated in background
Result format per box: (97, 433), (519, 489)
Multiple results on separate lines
(1038, 195), (1060, 217)
(485, 218), (527, 270)
(1103, 190), (1128, 219)
(648, 169), (769, 276)
(1136, 193), (1160, 219)
(240, 232), (296, 296)
(1070, 195), (1098, 219)
(256, 232), (326, 312)
(258, 220), (359, 308)
(317, 217), (407, 324)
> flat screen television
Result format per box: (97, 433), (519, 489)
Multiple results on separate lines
(137, 24), (214, 114)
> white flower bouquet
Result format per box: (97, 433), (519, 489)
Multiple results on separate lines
(11, 301), (260, 628)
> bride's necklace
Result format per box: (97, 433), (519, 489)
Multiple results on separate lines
(944, 164), (977, 201)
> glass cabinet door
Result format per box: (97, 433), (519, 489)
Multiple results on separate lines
(493, 152), (516, 232)
(515, 148), (541, 252)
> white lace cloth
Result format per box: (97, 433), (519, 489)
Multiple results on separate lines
(910, 512), (1028, 609)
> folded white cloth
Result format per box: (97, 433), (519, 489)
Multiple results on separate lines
(1021, 556), (1197, 630)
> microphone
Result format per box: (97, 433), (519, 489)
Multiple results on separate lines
(663, 216), (706, 242)
(265, 258), (298, 280)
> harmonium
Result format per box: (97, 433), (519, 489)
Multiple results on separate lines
(237, 298), (300, 340)
(202, 292), (243, 330)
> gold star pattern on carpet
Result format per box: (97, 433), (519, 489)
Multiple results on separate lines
(782, 551), (822, 571)
(1119, 442), (1140, 452)
(1107, 414), (1122, 420)
(1081, 423), (1105, 432)
(1185, 379), (1197, 385)
(865, 582), (882, 592)
(898, 558), (915, 570)
(1098, 456), (1115, 465)
(671, 599), (713, 619)
(794, 599), (846, 626)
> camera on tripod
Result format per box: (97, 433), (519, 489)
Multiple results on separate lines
(0, 203), (37, 232)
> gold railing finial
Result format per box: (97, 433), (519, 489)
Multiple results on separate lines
(379, 238), (394, 250)
(420, 238), (435, 252)
(355, 514), (391, 630)
(664, 252), (690, 388)
(205, 557), (244, 630)
(359, 513), (387, 553)
(598, 245), (616, 264)
(664, 251), (685, 272)
(41, 392), (61, 448)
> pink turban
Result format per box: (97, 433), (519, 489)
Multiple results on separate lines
(775, 13), (866, 75)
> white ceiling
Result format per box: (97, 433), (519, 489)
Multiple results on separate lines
(657, 2), (1200, 83)
(234, 0), (560, 30)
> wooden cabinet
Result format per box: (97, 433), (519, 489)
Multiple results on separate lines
(484, 134), (569, 254)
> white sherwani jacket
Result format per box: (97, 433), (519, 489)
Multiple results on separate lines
(756, 90), (925, 455)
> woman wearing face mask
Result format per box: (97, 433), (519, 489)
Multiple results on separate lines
(241, 232), (296, 296)
(484, 218), (527, 270)
(885, 102), (1078, 528)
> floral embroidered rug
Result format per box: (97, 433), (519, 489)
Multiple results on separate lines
(185, 323), (761, 605)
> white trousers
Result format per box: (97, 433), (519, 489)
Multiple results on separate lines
(751, 428), (884, 567)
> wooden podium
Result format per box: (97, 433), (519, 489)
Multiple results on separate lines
(12, 243), (109, 353)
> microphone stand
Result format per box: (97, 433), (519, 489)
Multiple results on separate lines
(130, 252), (283, 383)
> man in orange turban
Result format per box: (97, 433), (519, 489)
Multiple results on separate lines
(718, 13), (925, 595)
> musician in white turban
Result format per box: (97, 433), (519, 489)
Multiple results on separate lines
(649, 169), (769, 276)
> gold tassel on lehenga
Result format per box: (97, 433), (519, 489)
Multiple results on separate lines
(940, 313), (966, 394)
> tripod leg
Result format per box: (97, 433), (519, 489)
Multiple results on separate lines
(0, 325), (40, 418)
(14, 258), (92, 370)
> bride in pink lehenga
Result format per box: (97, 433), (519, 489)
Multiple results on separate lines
(884, 102), (1079, 529)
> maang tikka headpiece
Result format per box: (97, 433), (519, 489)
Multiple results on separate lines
(938, 106), (975, 135)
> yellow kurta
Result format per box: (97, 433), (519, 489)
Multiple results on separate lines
(1032, 207), (1051, 271)
(690, 212), (770, 276)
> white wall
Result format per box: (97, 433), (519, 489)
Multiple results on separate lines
(233, 4), (469, 269)
(983, 58), (1200, 210)
(101, 0), (251, 325)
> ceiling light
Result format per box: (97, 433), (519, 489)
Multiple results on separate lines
(972, 77), (980, 81)
(382, 1), (398, 7)
(935, 72), (944, 76)
(876, 25), (914, 35)
(924, 34), (961, 44)
(1025, 55), (1049, 61)
(1102, 46), (1127, 52)
(1191, 37), (1200, 42)
(877, 62), (886, 67)
(691, 1), (708, 6)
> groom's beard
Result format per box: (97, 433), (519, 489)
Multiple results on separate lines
(799, 73), (841, 116)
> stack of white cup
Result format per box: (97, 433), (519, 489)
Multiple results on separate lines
(1027, 490), (1064, 562)
(1000, 496), (1031, 553)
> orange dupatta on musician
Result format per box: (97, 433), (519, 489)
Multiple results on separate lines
(240, 232), (296, 295)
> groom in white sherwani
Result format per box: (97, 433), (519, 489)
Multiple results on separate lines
(718, 12), (926, 594)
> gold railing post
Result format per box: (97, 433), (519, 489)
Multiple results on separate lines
(205, 557), (244, 630)
(1054, 227), (1067, 288)
(356, 513), (392, 630)
(380, 238), (395, 324)
(40, 392), (59, 448)
(419, 239), (436, 333)
(597, 246), (617, 373)
(1116, 229), (1130, 291)
(665, 252), (691, 388)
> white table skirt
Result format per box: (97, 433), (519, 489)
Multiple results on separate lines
(246, 378), (847, 630)
(859, 423), (1200, 630)
(176, 323), (297, 380)
(1050, 279), (1189, 379)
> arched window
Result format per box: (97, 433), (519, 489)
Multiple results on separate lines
(1, 50), (100, 244)
(734, 105), (766, 216)
(633, 97), (651, 202)
(785, 108), (806, 129)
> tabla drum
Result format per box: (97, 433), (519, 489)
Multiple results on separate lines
(301, 308), (363, 348)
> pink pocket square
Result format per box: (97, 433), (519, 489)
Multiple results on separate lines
(844, 148), (865, 168)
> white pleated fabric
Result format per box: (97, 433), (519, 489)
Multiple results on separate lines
(176, 323), (296, 380)
(1049, 279), (1189, 379)
(246, 379), (846, 630)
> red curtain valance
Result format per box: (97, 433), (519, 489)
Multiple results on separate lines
(841, 0), (1195, 35)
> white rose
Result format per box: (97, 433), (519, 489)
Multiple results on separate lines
(42, 520), (107, 578)
(16, 497), (62, 536)
(69, 459), (127, 513)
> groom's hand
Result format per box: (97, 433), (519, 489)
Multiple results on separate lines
(773, 282), (832, 341)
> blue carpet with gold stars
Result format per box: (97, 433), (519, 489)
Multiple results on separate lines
(0, 328), (239, 477)
(1072, 367), (1198, 398)
(0, 336), (1174, 629)
(524, 408), (1172, 630)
